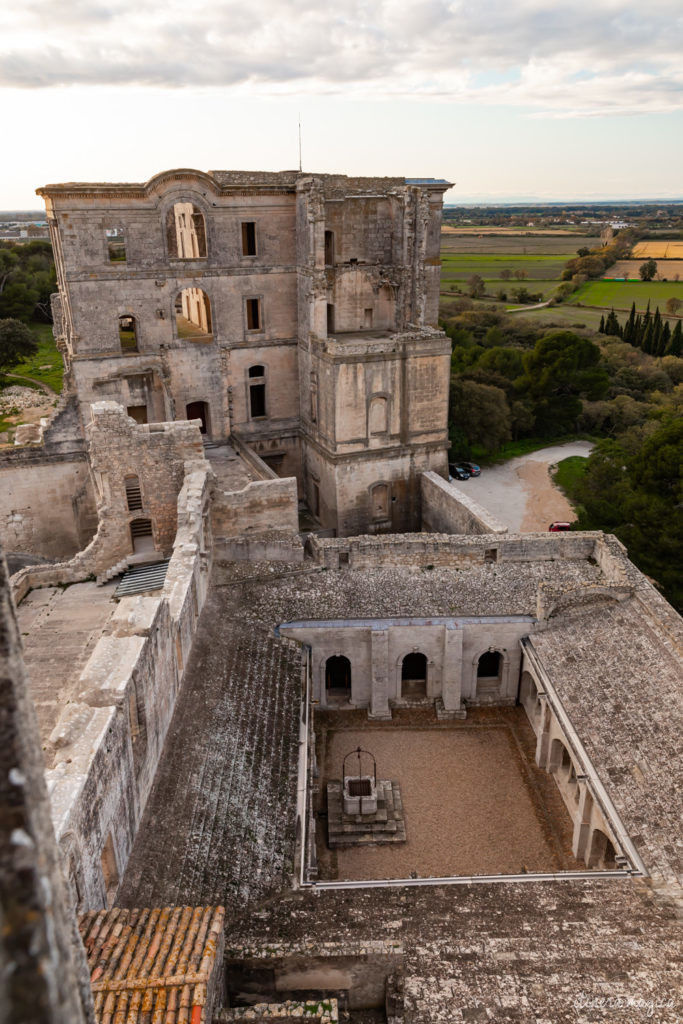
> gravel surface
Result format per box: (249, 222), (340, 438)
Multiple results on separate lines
(449, 441), (594, 532)
(316, 709), (580, 881)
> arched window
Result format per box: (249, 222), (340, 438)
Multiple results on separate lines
(325, 656), (351, 696)
(401, 652), (427, 699)
(124, 475), (142, 511)
(118, 314), (138, 352)
(166, 202), (207, 259)
(175, 288), (212, 339)
(368, 396), (388, 436)
(248, 365), (266, 418)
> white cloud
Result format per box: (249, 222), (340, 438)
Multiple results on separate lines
(1, 0), (682, 115)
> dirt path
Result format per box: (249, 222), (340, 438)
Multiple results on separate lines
(5, 372), (57, 396)
(448, 441), (593, 532)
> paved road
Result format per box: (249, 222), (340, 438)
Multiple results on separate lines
(450, 441), (594, 533)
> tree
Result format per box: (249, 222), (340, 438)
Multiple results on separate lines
(519, 331), (609, 435)
(665, 296), (682, 316)
(467, 273), (485, 299)
(449, 377), (511, 451)
(639, 259), (657, 281)
(668, 320), (682, 357)
(0, 318), (39, 372)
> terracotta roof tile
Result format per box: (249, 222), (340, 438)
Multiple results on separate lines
(79, 906), (224, 1024)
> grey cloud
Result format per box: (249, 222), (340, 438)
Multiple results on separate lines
(1, 0), (682, 114)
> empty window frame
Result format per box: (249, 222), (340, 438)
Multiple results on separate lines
(248, 364), (266, 418)
(324, 230), (335, 266)
(166, 202), (207, 259)
(106, 227), (126, 263)
(127, 405), (148, 424)
(175, 288), (212, 339)
(368, 396), (388, 436)
(130, 517), (155, 553)
(241, 221), (257, 256)
(124, 475), (143, 511)
(118, 314), (138, 352)
(245, 297), (262, 331)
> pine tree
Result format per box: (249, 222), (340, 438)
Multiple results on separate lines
(668, 320), (682, 356)
(599, 314), (605, 333)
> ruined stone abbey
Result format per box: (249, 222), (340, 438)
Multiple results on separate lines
(0, 169), (680, 1024)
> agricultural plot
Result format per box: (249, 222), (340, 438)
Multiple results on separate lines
(607, 260), (683, 280)
(573, 279), (683, 312)
(441, 254), (568, 280)
(441, 233), (600, 255)
(632, 241), (683, 259)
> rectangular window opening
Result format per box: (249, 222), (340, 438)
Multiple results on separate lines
(106, 227), (126, 263)
(249, 382), (266, 418)
(241, 221), (257, 256)
(246, 298), (262, 331)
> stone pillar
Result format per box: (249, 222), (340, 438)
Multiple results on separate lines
(536, 701), (552, 769)
(572, 785), (593, 864)
(441, 626), (464, 714)
(369, 628), (391, 720)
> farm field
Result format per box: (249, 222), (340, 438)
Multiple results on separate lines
(441, 233), (600, 254)
(573, 279), (683, 311)
(607, 260), (683, 280)
(441, 254), (568, 280)
(632, 241), (683, 258)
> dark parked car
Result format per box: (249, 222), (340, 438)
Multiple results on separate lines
(448, 464), (470, 481)
(459, 461), (481, 476)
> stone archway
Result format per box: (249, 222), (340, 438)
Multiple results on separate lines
(401, 652), (427, 699)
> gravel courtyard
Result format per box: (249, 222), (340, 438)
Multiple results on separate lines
(316, 707), (581, 881)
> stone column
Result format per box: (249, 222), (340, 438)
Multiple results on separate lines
(439, 626), (466, 718)
(369, 628), (391, 720)
(572, 785), (593, 864)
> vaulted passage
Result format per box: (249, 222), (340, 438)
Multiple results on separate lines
(401, 652), (427, 698)
(325, 655), (352, 697)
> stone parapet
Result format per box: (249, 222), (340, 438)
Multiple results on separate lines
(421, 470), (508, 535)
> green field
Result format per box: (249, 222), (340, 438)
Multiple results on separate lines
(8, 323), (63, 393)
(441, 254), (568, 281)
(573, 279), (683, 312)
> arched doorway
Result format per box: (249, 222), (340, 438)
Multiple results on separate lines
(587, 829), (617, 869)
(476, 649), (502, 697)
(186, 401), (209, 435)
(401, 652), (427, 699)
(325, 656), (351, 701)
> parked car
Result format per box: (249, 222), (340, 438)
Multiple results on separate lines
(459, 461), (481, 477)
(448, 464), (470, 481)
(548, 522), (571, 532)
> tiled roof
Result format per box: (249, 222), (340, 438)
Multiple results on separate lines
(79, 905), (224, 1024)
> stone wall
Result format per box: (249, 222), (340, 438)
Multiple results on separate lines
(309, 531), (601, 569)
(44, 464), (213, 910)
(421, 470), (508, 536)
(0, 549), (94, 1023)
(0, 453), (96, 559)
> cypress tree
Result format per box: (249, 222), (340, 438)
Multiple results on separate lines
(668, 319), (682, 356)
(642, 320), (654, 354)
(624, 302), (637, 345)
(599, 314), (605, 333)
(634, 314), (644, 348)
(605, 309), (621, 336)
(652, 307), (662, 353)
(658, 321), (671, 356)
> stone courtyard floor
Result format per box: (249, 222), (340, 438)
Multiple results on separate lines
(315, 706), (581, 880)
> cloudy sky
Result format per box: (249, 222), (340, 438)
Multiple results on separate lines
(2, 0), (683, 207)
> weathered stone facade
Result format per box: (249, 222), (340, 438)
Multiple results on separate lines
(37, 169), (452, 537)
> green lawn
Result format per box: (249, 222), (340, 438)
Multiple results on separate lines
(9, 322), (63, 393)
(552, 456), (589, 500)
(441, 234), (600, 255)
(504, 304), (606, 331)
(573, 279), (683, 312)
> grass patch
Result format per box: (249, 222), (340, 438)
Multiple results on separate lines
(552, 456), (588, 501)
(573, 279), (683, 311)
(467, 434), (596, 466)
(440, 255), (568, 281)
(9, 322), (63, 393)
(440, 234), (600, 255)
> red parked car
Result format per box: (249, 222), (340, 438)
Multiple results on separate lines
(548, 522), (571, 532)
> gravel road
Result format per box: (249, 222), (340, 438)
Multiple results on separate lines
(449, 441), (594, 532)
